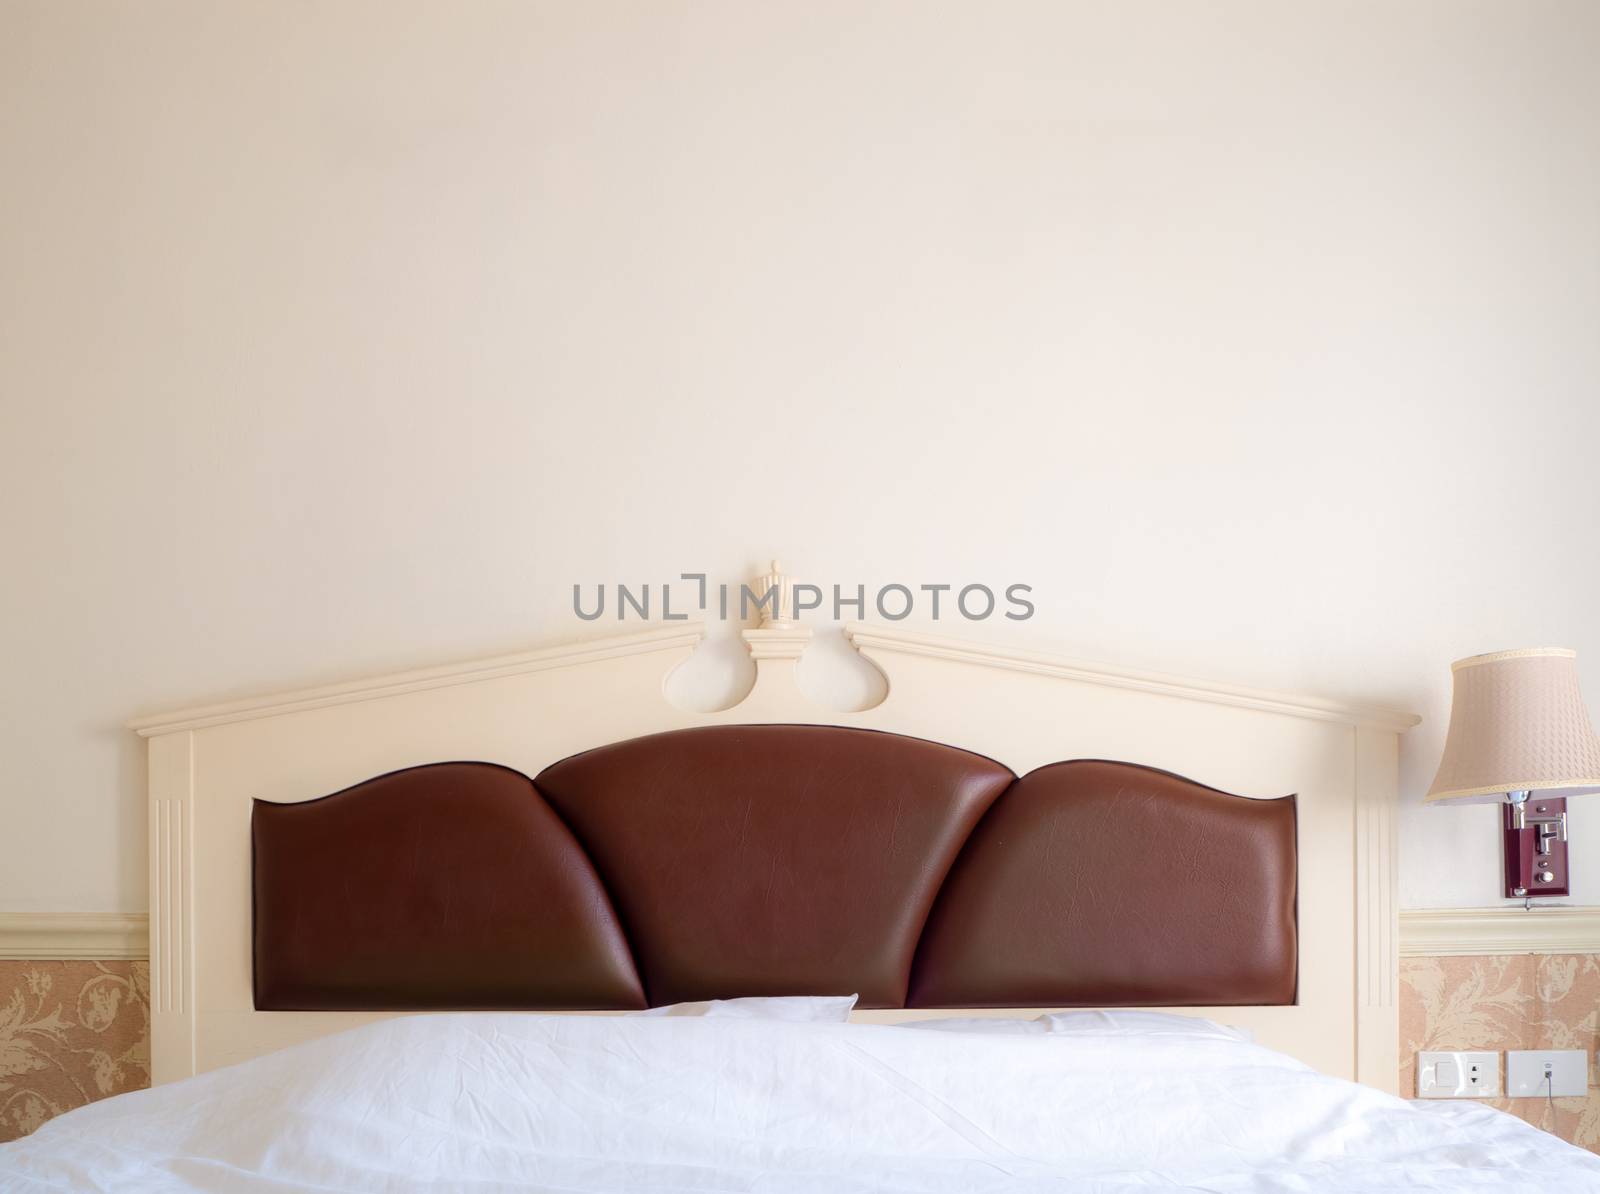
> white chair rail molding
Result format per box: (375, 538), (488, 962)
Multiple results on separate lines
(0, 913), (148, 961)
(1400, 906), (1600, 957)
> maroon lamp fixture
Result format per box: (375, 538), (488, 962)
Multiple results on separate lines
(1426, 649), (1600, 901)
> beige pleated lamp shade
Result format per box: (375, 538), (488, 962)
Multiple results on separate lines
(1426, 648), (1600, 803)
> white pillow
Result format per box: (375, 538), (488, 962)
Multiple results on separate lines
(630, 994), (858, 1022)
(1038, 1010), (1251, 1042)
(901, 1010), (1250, 1042)
(899, 1016), (1046, 1036)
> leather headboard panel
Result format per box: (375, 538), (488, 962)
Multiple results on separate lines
(907, 760), (1297, 1007)
(533, 725), (1015, 1007)
(252, 729), (1297, 1011)
(253, 763), (646, 1010)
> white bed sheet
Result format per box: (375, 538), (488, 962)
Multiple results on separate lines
(2, 1011), (1596, 1192)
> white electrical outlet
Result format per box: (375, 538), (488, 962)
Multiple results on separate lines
(1507, 1050), (1588, 1098)
(1418, 1050), (1499, 1098)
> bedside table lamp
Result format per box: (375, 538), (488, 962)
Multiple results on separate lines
(1427, 648), (1600, 900)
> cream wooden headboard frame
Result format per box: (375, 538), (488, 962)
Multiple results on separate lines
(130, 620), (1418, 1091)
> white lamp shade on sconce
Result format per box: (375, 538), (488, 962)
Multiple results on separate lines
(1425, 648), (1600, 803)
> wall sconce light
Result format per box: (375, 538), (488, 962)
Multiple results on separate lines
(1427, 648), (1600, 902)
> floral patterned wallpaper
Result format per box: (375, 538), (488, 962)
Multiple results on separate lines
(1401, 953), (1600, 1151)
(0, 961), (150, 1143)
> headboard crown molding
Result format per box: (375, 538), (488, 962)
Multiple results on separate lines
(129, 620), (1419, 736)
(128, 623), (706, 736)
(846, 624), (1420, 732)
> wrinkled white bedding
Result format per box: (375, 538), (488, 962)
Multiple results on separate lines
(2, 1012), (1596, 1192)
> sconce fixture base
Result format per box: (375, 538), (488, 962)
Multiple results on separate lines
(1503, 794), (1569, 899)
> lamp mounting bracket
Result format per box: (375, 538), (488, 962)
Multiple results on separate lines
(1504, 793), (1569, 900)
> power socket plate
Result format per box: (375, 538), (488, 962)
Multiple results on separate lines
(1418, 1050), (1500, 1098)
(1507, 1050), (1588, 1098)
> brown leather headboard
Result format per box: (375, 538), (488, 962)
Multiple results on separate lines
(253, 725), (1296, 1011)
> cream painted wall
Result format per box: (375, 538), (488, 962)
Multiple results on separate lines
(2, 1), (1597, 915)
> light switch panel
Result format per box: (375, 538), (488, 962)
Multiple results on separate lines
(1418, 1050), (1499, 1098)
(1507, 1050), (1588, 1098)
